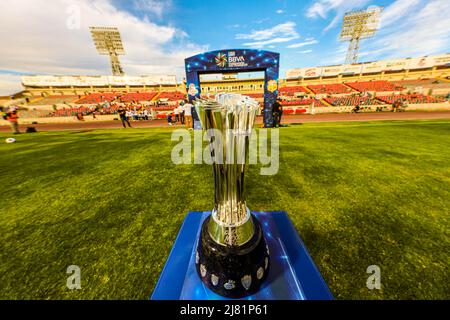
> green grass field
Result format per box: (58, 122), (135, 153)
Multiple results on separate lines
(0, 120), (449, 300)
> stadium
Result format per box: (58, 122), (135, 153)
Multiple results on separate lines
(0, 0), (449, 305)
(1, 53), (449, 128)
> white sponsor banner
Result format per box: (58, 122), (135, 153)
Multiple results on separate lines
(361, 61), (386, 73)
(22, 75), (177, 87)
(286, 69), (302, 79)
(385, 59), (409, 71)
(407, 57), (435, 69)
(432, 53), (450, 66)
(303, 67), (322, 78)
(341, 64), (362, 74)
(321, 66), (343, 77)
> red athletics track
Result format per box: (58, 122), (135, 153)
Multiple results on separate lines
(1, 111), (450, 133)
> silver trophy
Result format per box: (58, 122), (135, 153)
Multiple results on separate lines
(194, 94), (270, 298)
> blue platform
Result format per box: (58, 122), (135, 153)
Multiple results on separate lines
(151, 211), (333, 300)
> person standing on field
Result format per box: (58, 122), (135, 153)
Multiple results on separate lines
(5, 107), (20, 134)
(183, 100), (194, 130)
(118, 106), (132, 128)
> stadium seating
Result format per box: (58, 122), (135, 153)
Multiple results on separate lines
(307, 83), (353, 95)
(244, 93), (264, 98)
(29, 95), (80, 106)
(280, 98), (326, 107)
(157, 91), (186, 101)
(119, 92), (158, 103)
(377, 94), (444, 104)
(324, 96), (381, 107)
(393, 79), (450, 90)
(279, 86), (309, 96)
(76, 93), (119, 104)
(345, 80), (403, 92)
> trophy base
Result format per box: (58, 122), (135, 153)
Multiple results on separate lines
(195, 214), (270, 298)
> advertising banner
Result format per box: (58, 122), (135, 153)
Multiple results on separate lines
(303, 67), (322, 78)
(286, 69), (302, 79)
(361, 61), (386, 73)
(22, 75), (177, 87)
(321, 66), (343, 77)
(341, 64), (363, 74)
(385, 59), (409, 71)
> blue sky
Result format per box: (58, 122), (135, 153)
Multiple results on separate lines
(0, 0), (449, 94)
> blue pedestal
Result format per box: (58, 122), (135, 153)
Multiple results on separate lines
(151, 211), (333, 300)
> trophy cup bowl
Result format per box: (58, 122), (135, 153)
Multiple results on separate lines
(194, 94), (270, 298)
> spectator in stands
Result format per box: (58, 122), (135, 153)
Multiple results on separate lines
(118, 106), (132, 128)
(126, 109), (132, 121)
(4, 107), (20, 134)
(143, 109), (149, 121)
(183, 100), (194, 130)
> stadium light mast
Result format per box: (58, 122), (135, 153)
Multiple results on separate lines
(90, 27), (126, 76)
(340, 7), (382, 64)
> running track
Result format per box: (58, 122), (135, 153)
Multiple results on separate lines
(1, 111), (450, 133)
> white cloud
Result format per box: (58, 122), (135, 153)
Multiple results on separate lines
(236, 22), (299, 41)
(306, 0), (371, 32)
(132, 0), (172, 18)
(0, 0), (206, 95)
(379, 0), (421, 28)
(236, 22), (300, 48)
(363, 0), (450, 60)
(287, 39), (319, 49)
(243, 37), (300, 49)
(276, 9), (284, 14)
(298, 50), (313, 54)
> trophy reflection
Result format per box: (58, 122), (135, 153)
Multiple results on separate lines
(194, 93), (270, 298)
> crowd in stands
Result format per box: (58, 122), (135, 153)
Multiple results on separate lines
(345, 80), (403, 92)
(307, 83), (353, 95)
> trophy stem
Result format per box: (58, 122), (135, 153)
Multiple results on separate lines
(194, 94), (270, 298)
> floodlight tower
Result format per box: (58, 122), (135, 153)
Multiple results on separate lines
(340, 7), (382, 64)
(90, 27), (126, 76)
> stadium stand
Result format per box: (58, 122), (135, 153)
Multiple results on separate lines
(76, 93), (119, 104)
(157, 91), (185, 101)
(324, 96), (381, 107)
(377, 94), (445, 104)
(29, 95), (80, 105)
(307, 83), (353, 95)
(280, 98), (326, 107)
(279, 86), (309, 96)
(119, 92), (158, 103)
(244, 93), (264, 98)
(393, 79), (450, 90)
(345, 80), (403, 92)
